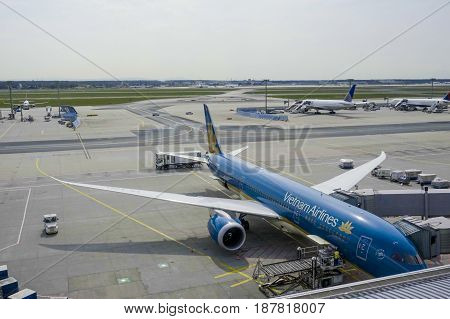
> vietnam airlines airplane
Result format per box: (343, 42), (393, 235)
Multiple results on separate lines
(291, 85), (357, 114)
(52, 104), (426, 278)
(391, 91), (450, 113)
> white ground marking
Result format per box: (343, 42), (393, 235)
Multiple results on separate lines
(0, 188), (31, 253)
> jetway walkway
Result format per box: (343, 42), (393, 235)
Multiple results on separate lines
(332, 188), (450, 218)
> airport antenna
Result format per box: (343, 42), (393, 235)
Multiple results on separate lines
(431, 78), (436, 98)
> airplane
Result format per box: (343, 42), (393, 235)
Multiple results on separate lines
(3, 95), (47, 110)
(16, 99), (36, 110)
(49, 104), (426, 278)
(391, 92), (450, 113)
(290, 85), (357, 114)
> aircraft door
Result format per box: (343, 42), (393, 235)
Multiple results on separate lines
(356, 235), (373, 261)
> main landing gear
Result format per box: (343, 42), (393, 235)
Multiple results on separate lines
(239, 214), (250, 230)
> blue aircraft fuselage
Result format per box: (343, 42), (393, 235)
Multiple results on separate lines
(208, 153), (426, 277)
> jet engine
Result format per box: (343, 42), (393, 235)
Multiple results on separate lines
(207, 210), (246, 251)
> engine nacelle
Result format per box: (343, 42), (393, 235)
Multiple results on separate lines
(207, 210), (246, 251)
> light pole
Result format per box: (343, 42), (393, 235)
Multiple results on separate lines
(431, 78), (436, 98)
(7, 81), (14, 118)
(58, 81), (61, 117)
(264, 79), (269, 113)
(347, 79), (354, 89)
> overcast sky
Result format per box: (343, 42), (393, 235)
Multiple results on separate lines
(0, 0), (449, 80)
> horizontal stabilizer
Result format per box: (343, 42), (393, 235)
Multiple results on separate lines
(229, 146), (248, 156)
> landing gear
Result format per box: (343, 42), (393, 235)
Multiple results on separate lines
(239, 214), (250, 231)
(329, 110), (336, 114)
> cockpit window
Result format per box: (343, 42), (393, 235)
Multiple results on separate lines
(391, 252), (423, 265)
(391, 252), (403, 263)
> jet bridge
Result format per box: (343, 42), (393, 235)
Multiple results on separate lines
(331, 188), (450, 219)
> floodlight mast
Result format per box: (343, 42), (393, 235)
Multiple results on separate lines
(431, 78), (436, 98)
(264, 79), (269, 113)
(7, 81), (14, 117)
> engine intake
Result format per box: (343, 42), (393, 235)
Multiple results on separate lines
(207, 210), (246, 251)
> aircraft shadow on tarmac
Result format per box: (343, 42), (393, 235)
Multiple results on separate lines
(39, 217), (301, 272)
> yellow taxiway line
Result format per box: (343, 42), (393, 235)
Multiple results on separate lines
(36, 158), (255, 286)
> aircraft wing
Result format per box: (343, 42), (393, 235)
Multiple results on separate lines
(52, 178), (281, 219)
(312, 152), (386, 195)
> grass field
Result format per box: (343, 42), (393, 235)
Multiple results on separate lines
(0, 87), (232, 107)
(2, 85), (448, 107)
(249, 85), (450, 100)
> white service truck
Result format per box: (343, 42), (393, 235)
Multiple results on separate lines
(155, 151), (203, 170)
(43, 214), (59, 235)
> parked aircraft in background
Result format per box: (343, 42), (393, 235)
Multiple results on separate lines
(51, 104), (426, 278)
(289, 85), (357, 114)
(3, 95), (47, 110)
(391, 92), (450, 113)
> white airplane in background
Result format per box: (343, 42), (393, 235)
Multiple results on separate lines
(14, 99), (37, 110)
(4, 97), (47, 110)
(391, 92), (450, 113)
(290, 85), (357, 114)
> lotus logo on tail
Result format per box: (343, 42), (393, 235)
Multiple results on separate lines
(339, 221), (354, 234)
(207, 123), (221, 154)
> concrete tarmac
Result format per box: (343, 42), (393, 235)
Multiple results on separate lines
(1, 91), (449, 298)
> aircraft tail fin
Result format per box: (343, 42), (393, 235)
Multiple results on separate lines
(442, 92), (450, 101)
(343, 84), (357, 102)
(203, 104), (222, 155)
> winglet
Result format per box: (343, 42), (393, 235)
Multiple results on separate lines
(442, 92), (450, 101)
(343, 84), (357, 102)
(312, 151), (386, 195)
(204, 104), (222, 154)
